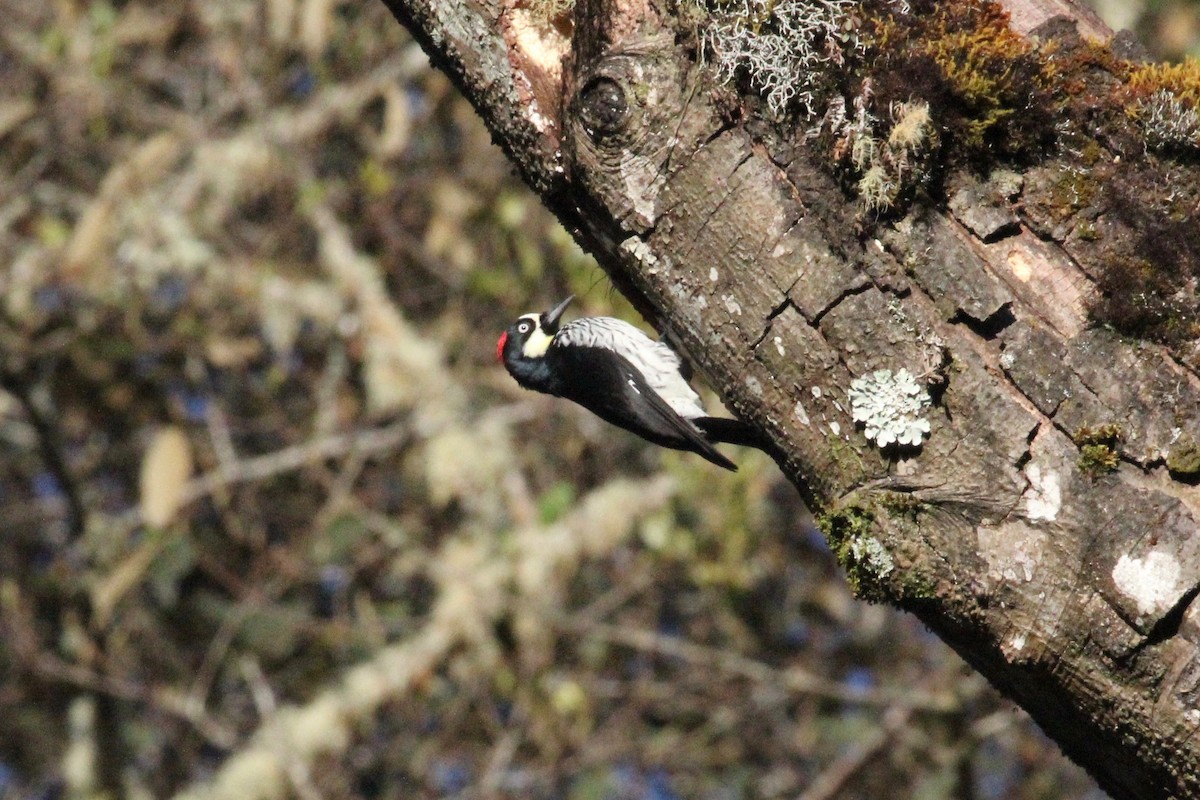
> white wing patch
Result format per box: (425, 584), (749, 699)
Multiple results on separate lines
(557, 317), (707, 418)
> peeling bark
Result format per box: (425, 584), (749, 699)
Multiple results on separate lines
(376, 0), (1200, 797)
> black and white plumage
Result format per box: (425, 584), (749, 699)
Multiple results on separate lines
(497, 295), (760, 471)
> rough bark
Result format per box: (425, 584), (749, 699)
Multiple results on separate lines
(377, 1), (1200, 798)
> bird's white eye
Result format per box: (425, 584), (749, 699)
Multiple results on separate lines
(518, 321), (532, 334)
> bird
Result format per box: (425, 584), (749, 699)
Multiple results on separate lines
(496, 295), (762, 471)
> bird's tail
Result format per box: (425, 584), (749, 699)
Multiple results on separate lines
(693, 417), (771, 451)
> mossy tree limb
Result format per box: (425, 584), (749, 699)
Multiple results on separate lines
(376, 0), (1200, 798)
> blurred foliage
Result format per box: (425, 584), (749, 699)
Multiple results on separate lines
(0, 0), (1193, 798)
(1092, 0), (1200, 59)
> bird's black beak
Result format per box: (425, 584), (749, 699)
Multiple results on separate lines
(544, 295), (574, 331)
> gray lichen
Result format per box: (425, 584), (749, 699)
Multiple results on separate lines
(700, 0), (858, 117)
(849, 534), (895, 578)
(1138, 89), (1200, 154)
(849, 367), (932, 448)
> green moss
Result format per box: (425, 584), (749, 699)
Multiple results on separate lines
(1074, 424), (1121, 477)
(710, 0), (1200, 358)
(1078, 444), (1119, 476)
(1127, 58), (1200, 108)
(1073, 423), (1121, 447)
(1040, 164), (1101, 223)
(921, 22), (1200, 355)
(819, 506), (893, 602)
(1118, 60), (1200, 155)
(877, 491), (924, 518)
(1077, 139), (1106, 167)
(897, 568), (937, 601)
(818, 505), (874, 550)
(875, 496), (939, 601)
(1057, 168), (1097, 209)
(818, 501), (940, 603)
(863, 0), (1057, 161)
(826, 435), (868, 484)
(1166, 440), (1200, 479)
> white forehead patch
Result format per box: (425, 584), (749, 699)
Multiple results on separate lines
(519, 313), (554, 358)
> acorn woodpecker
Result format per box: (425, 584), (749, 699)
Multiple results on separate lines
(497, 295), (760, 471)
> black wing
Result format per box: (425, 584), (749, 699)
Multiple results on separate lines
(548, 345), (737, 471)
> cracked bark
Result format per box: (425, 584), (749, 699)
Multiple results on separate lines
(376, 0), (1200, 797)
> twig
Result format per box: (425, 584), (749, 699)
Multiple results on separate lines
(110, 420), (412, 535)
(363, 202), (464, 288)
(796, 703), (915, 800)
(571, 572), (656, 625)
(203, 399), (241, 481)
(476, 730), (523, 796)
(312, 340), (349, 438)
(240, 657), (323, 800)
(31, 652), (237, 749)
(558, 617), (959, 712)
(188, 583), (284, 722)
(185, 421), (409, 498)
(0, 367), (87, 540)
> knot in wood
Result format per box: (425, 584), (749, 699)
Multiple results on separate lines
(577, 75), (629, 140)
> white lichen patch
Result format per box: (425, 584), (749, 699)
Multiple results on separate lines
(1006, 248), (1034, 282)
(773, 336), (785, 356)
(1112, 551), (1182, 617)
(793, 401), (810, 425)
(1022, 462), (1061, 522)
(1139, 89), (1200, 153)
(1000, 630), (1031, 662)
(722, 295), (743, 316)
(745, 376), (763, 397)
(709, 267), (719, 282)
(619, 236), (659, 267)
(701, 0), (857, 117)
(849, 535), (894, 577)
(977, 522), (1046, 583)
(848, 368), (931, 448)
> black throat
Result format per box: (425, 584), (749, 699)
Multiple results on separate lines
(509, 355), (557, 392)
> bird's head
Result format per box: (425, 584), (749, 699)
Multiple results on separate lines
(496, 295), (573, 364)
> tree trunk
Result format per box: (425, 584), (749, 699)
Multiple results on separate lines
(377, 0), (1200, 797)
